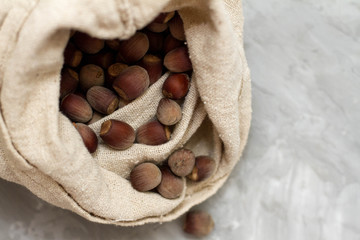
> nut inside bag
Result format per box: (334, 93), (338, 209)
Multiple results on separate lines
(0, 0), (251, 226)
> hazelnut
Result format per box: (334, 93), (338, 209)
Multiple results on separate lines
(105, 39), (121, 51)
(145, 31), (164, 53)
(164, 46), (192, 73)
(79, 64), (105, 91)
(156, 166), (184, 199)
(187, 156), (216, 182)
(156, 98), (182, 126)
(74, 123), (98, 153)
(146, 21), (168, 33)
(168, 14), (186, 41)
(73, 32), (104, 54)
(60, 93), (93, 123)
(106, 62), (128, 87)
(153, 12), (175, 24)
(118, 98), (130, 108)
(100, 119), (135, 150)
(163, 34), (184, 54)
(136, 120), (171, 145)
(168, 149), (195, 177)
(138, 54), (163, 85)
(86, 86), (119, 115)
(112, 65), (150, 101)
(183, 211), (214, 237)
(63, 42), (82, 68)
(162, 73), (190, 100)
(117, 32), (149, 63)
(130, 162), (162, 192)
(60, 67), (78, 99)
(85, 51), (114, 69)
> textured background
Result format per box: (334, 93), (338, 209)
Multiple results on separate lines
(1, 0), (360, 239)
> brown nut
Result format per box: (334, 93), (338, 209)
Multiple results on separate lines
(86, 86), (119, 115)
(187, 156), (216, 182)
(87, 111), (104, 125)
(138, 54), (163, 85)
(146, 21), (168, 33)
(153, 12), (175, 24)
(100, 119), (135, 150)
(183, 211), (215, 237)
(136, 120), (171, 145)
(106, 62), (128, 87)
(63, 42), (82, 68)
(162, 73), (190, 100)
(118, 98), (130, 108)
(105, 39), (121, 51)
(60, 93), (93, 123)
(145, 31), (164, 53)
(156, 166), (184, 199)
(117, 32), (149, 63)
(79, 64), (105, 91)
(156, 98), (182, 126)
(85, 51), (114, 69)
(74, 123), (98, 153)
(168, 149), (195, 177)
(60, 67), (79, 99)
(130, 162), (162, 192)
(163, 34), (184, 54)
(112, 65), (150, 101)
(164, 46), (192, 72)
(169, 14), (185, 41)
(73, 32), (104, 54)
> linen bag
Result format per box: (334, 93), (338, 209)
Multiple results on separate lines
(0, 0), (251, 226)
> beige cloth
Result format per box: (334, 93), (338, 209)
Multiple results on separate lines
(0, 0), (251, 226)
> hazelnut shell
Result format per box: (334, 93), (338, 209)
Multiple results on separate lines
(156, 166), (184, 199)
(130, 162), (162, 192)
(74, 123), (98, 153)
(100, 119), (135, 150)
(168, 149), (195, 177)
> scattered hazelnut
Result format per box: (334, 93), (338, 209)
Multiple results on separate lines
(130, 162), (162, 192)
(164, 46), (192, 72)
(146, 21), (168, 33)
(163, 34), (184, 54)
(138, 54), (163, 85)
(112, 65), (150, 101)
(183, 211), (214, 237)
(100, 119), (135, 150)
(60, 67), (79, 99)
(156, 166), (184, 199)
(63, 42), (83, 68)
(86, 86), (119, 115)
(73, 32), (104, 54)
(60, 93), (93, 123)
(136, 120), (171, 145)
(162, 73), (190, 100)
(74, 123), (98, 153)
(187, 156), (216, 182)
(117, 32), (149, 63)
(145, 31), (164, 53)
(85, 51), (114, 69)
(153, 12), (175, 24)
(79, 64), (105, 91)
(168, 14), (186, 41)
(168, 149), (195, 177)
(156, 98), (182, 126)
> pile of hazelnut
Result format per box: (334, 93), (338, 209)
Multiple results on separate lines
(60, 11), (214, 237)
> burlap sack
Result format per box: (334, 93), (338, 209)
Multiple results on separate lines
(0, 0), (251, 226)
